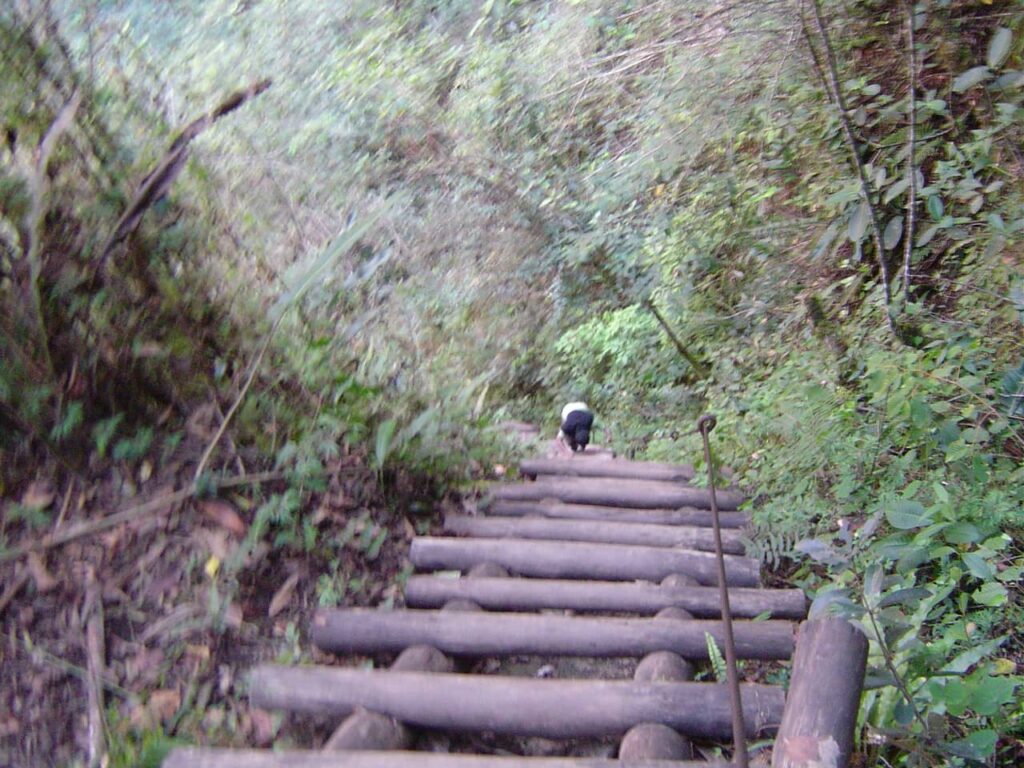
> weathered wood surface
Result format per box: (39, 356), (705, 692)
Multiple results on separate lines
(520, 457), (695, 483)
(772, 619), (868, 768)
(404, 576), (806, 618)
(164, 748), (733, 767)
(486, 500), (750, 528)
(490, 477), (744, 511)
(311, 609), (795, 660)
(619, 723), (694, 761)
(324, 645), (454, 751)
(623, 640), (696, 760)
(410, 537), (760, 587)
(444, 514), (745, 554)
(250, 667), (784, 740)
(634, 651), (694, 683)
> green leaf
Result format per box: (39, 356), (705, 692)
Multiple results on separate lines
(926, 196), (944, 220)
(271, 215), (378, 323)
(864, 563), (884, 599)
(92, 414), (124, 458)
(886, 500), (931, 529)
(365, 527), (388, 560)
(972, 581), (1007, 607)
(952, 66), (992, 93)
(961, 551), (995, 580)
(967, 675), (1016, 716)
(943, 522), (982, 545)
(989, 70), (1024, 91)
(965, 729), (998, 758)
(705, 633), (727, 682)
(883, 216), (903, 250)
(848, 200), (869, 243)
(373, 418), (397, 471)
(942, 636), (1006, 673)
(879, 587), (931, 608)
(883, 178), (910, 204)
(987, 27), (1012, 69)
(917, 223), (939, 247)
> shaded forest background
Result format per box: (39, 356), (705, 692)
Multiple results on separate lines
(1, 0), (1022, 766)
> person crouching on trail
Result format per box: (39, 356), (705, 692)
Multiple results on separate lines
(558, 402), (594, 453)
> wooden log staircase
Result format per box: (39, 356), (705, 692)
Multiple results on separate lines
(164, 443), (866, 768)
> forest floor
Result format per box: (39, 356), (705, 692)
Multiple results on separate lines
(0, 431), (444, 767)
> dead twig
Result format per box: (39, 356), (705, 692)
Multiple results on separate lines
(54, 477), (75, 531)
(0, 471), (285, 564)
(0, 569), (31, 616)
(84, 570), (106, 768)
(193, 333), (274, 482)
(4, 630), (128, 697)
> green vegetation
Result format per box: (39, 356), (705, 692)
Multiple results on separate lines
(2, 0), (1022, 765)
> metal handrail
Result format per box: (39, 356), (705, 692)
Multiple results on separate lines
(697, 414), (749, 768)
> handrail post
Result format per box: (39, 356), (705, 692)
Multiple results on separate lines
(697, 414), (749, 768)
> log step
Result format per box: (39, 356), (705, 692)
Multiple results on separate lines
(520, 457), (695, 483)
(164, 748), (732, 767)
(490, 477), (744, 511)
(444, 514), (746, 554)
(410, 537), (761, 587)
(311, 609), (795, 660)
(486, 500), (750, 528)
(404, 576), (807, 619)
(250, 667), (784, 740)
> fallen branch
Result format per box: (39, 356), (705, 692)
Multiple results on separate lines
(0, 471), (284, 564)
(84, 571), (106, 768)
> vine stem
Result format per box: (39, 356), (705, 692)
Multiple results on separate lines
(902, 0), (918, 301)
(865, 604), (930, 735)
(803, 0), (895, 335)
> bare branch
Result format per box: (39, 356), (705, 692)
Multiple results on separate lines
(902, 1), (918, 302)
(803, 0), (895, 334)
(100, 79), (272, 261)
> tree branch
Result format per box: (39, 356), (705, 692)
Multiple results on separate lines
(645, 300), (710, 379)
(803, 0), (895, 334)
(902, 1), (918, 302)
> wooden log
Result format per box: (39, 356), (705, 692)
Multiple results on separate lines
(391, 645), (454, 673)
(520, 458), (695, 483)
(772, 619), (868, 768)
(490, 477), (744, 511)
(467, 562), (510, 578)
(325, 644), (454, 751)
(619, 723), (694, 760)
(325, 710), (410, 752)
(444, 515), (745, 555)
(409, 537), (760, 587)
(656, 607), (694, 620)
(404, 576), (806, 619)
(634, 652), (694, 683)
(486, 500), (749, 529)
(250, 667), (784, 740)
(661, 574), (700, 588)
(311, 609), (795, 661)
(164, 747), (733, 767)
